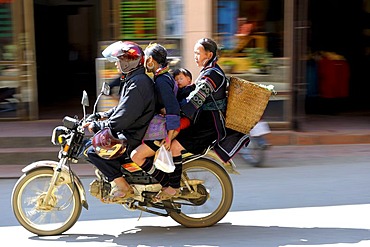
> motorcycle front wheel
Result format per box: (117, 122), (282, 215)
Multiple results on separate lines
(169, 158), (233, 228)
(11, 167), (82, 236)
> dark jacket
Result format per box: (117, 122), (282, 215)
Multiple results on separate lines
(179, 60), (249, 162)
(94, 67), (155, 149)
(153, 71), (180, 130)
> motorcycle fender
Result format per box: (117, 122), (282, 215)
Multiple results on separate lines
(22, 160), (89, 210)
(204, 150), (240, 175)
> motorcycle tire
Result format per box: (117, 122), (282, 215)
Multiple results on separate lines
(11, 167), (82, 236)
(168, 158), (233, 228)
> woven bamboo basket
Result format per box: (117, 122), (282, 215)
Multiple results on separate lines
(225, 76), (272, 134)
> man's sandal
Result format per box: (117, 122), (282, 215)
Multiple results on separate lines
(102, 187), (135, 204)
(153, 187), (181, 203)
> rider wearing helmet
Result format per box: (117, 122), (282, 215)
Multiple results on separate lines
(102, 41), (145, 74)
(84, 41), (155, 202)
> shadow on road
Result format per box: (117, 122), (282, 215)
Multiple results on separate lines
(29, 222), (370, 246)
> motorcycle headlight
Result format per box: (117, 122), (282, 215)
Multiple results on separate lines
(51, 126), (69, 145)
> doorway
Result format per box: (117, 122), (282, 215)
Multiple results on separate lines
(308, 0), (370, 114)
(33, 1), (98, 119)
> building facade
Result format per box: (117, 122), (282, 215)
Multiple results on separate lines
(5, 0), (362, 132)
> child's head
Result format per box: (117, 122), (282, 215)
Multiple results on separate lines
(172, 68), (192, 88)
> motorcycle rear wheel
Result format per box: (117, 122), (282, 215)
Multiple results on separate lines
(168, 158), (233, 228)
(11, 167), (82, 236)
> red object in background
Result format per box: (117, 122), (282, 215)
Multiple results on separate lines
(318, 58), (350, 98)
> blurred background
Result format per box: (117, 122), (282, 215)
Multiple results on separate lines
(0, 0), (369, 132)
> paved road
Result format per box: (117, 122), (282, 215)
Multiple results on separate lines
(2, 205), (370, 247)
(1, 144), (370, 246)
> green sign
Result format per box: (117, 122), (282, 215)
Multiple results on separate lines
(120, 0), (157, 40)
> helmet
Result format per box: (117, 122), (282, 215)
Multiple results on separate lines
(102, 41), (144, 74)
(92, 128), (127, 160)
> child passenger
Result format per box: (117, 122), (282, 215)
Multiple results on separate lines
(173, 68), (195, 102)
(171, 68), (195, 139)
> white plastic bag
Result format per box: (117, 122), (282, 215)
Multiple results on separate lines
(153, 145), (175, 173)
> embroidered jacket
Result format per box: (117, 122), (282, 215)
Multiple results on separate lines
(180, 58), (249, 162)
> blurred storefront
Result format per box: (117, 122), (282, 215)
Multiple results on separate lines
(0, 1), (37, 120)
(1, 0), (295, 129)
(98, 0), (297, 129)
(216, 0), (293, 129)
(3, 0), (368, 132)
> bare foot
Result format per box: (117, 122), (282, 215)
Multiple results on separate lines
(153, 186), (181, 202)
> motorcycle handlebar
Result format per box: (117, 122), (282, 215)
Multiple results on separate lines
(85, 113), (101, 122)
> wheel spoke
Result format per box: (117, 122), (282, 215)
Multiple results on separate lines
(12, 168), (82, 235)
(169, 159), (233, 228)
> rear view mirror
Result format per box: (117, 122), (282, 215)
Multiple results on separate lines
(101, 82), (110, 96)
(81, 90), (89, 106)
(92, 82), (110, 115)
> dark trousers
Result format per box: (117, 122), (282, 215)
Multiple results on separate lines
(87, 146), (124, 182)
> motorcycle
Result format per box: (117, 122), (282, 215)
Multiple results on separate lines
(11, 82), (239, 236)
(239, 121), (271, 167)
